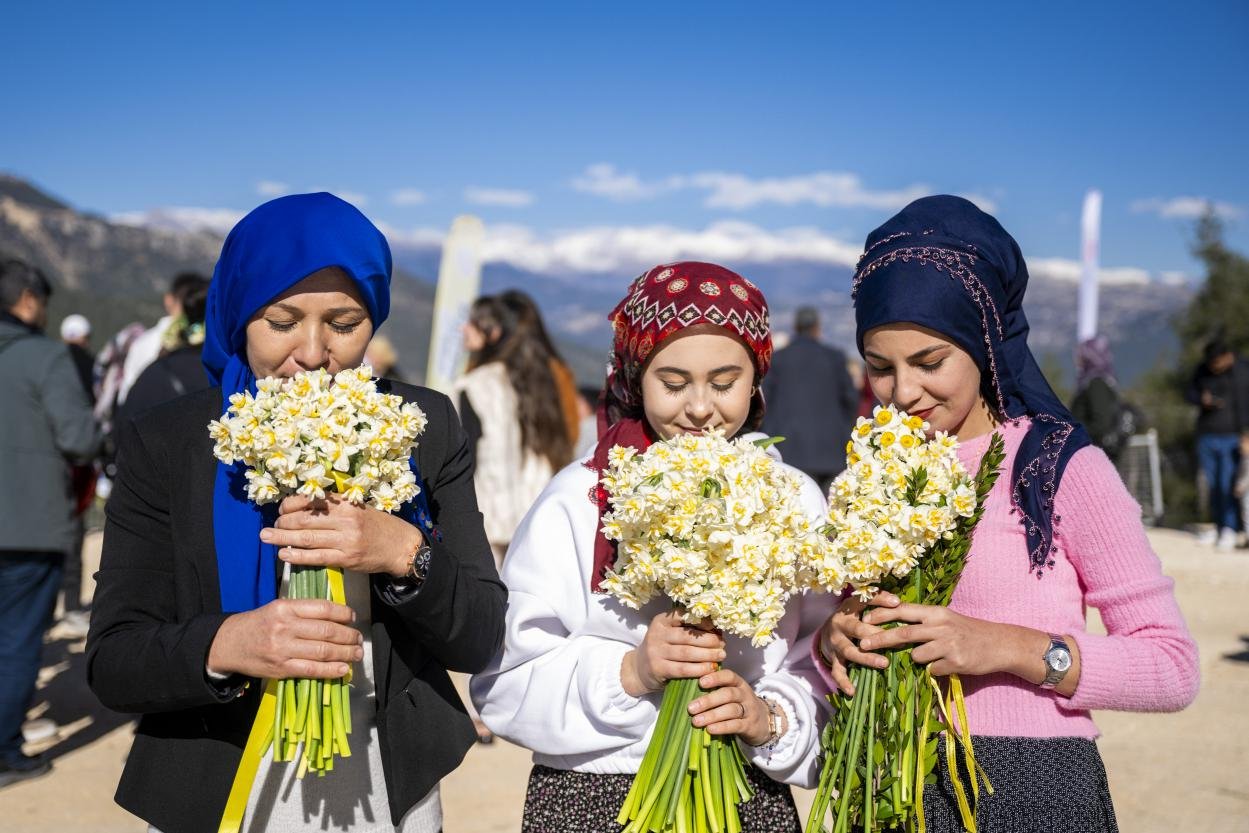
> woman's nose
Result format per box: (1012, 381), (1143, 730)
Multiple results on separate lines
(892, 369), (922, 410)
(685, 387), (714, 421)
(292, 327), (330, 370)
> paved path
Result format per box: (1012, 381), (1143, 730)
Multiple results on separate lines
(2, 528), (1246, 831)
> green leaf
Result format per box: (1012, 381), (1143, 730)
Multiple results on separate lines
(752, 436), (785, 449)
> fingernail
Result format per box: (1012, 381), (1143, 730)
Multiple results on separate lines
(688, 702), (698, 714)
(717, 650), (726, 661)
(860, 639), (872, 650)
(354, 647), (364, 660)
(260, 530), (274, 542)
(876, 658), (888, 669)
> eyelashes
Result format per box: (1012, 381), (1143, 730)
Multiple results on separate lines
(867, 359), (946, 375)
(662, 382), (738, 395)
(265, 320), (363, 335)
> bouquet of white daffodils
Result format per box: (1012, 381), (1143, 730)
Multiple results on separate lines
(807, 406), (1004, 833)
(208, 367), (426, 790)
(600, 429), (830, 833)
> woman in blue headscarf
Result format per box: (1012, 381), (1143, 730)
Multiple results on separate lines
(87, 193), (505, 833)
(812, 197), (1197, 831)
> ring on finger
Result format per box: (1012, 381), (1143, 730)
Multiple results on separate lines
(737, 702), (746, 719)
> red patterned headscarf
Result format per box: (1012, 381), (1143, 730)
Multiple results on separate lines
(588, 261), (772, 591)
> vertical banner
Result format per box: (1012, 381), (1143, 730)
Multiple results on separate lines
(425, 215), (485, 394)
(1077, 189), (1102, 342)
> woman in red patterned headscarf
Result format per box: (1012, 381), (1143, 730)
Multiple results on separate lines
(471, 262), (833, 833)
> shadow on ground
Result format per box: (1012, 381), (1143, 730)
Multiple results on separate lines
(1223, 635), (1249, 664)
(28, 628), (134, 763)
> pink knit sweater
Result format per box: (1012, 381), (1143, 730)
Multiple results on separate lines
(814, 418), (1199, 738)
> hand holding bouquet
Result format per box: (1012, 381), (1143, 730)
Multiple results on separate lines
(807, 406), (1004, 833)
(599, 430), (829, 833)
(208, 367), (426, 828)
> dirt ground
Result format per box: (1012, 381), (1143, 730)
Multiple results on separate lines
(1, 527), (1246, 832)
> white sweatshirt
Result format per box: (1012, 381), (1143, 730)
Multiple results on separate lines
(469, 438), (835, 789)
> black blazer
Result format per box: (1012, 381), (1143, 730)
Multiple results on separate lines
(761, 335), (859, 478)
(86, 382), (506, 833)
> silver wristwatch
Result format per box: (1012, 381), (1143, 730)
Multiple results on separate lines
(1040, 634), (1072, 689)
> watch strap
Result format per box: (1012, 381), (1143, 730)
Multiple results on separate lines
(1040, 633), (1071, 689)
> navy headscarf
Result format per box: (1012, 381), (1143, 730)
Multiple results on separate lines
(203, 192), (430, 612)
(853, 195), (1091, 576)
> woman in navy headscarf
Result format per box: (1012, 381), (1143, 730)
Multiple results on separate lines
(813, 197), (1197, 831)
(87, 193), (505, 833)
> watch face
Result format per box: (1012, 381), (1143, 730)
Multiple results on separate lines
(1046, 647), (1072, 673)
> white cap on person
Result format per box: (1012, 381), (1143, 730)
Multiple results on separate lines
(60, 313), (91, 341)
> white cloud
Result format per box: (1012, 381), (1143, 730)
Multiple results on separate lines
(1130, 196), (1242, 220)
(480, 220), (862, 273)
(464, 187), (535, 207)
(110, 207), (243, 236)
(256, 181), (290, 197)
(1028, 257), (1152, 286)
(571, 164), (675, 201)
(374, 221), (447, 250)
(570, 164), (995, 212)
(391, 188), (428, 206)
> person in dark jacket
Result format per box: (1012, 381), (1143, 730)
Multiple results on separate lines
(1185, 338), (1249, 549)
(85, 194), (506, 833)
(0, 258), (101, 788)
(113, 279), (211, 426)
(761, 306), (859, 490)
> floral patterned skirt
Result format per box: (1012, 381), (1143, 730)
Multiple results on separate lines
(521, 763), (800, 833)
(922, 736), (1119, 833)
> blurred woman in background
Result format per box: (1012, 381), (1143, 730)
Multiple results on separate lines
(455, 294), (573, 564)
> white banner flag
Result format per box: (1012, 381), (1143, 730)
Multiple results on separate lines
(424, 215), (485, 394)
(1077, 189), (1102, 342)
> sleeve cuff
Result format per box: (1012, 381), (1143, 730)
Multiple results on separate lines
(575, 639), (659, 732)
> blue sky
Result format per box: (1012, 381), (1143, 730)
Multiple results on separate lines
(3, 0), (1247, 281)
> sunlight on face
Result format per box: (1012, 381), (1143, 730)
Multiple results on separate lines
(641, 327), (755, 440)
(245, 267), (374, 379)
(862, 323), (996, 440)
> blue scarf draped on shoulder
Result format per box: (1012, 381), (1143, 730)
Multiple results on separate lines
(852, 195), (1091, 576)
(202, 192), (434, 612)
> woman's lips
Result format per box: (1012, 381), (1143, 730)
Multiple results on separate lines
(911, 407), (935, 420)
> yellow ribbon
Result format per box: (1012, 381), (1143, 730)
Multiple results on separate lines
(217, 679), (278, 833)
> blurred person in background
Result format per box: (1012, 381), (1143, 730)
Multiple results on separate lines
(1185, 338), (1249, 549)
(0, 258), (101, 788)
(1070, 335), (1139, 464)
(364, 333), (406, 381)
(58, 312), (100, 637)
(59, 313), (95, 402)
(454, 294), (573, 565)
(761, 305), (859, 491)
(117, 271), (209, 406)
(114, 279), (210, 425)
(497, 289), (582, 449)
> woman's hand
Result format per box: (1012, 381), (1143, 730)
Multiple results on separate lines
(620, 611), (725, 697)
(261, 494), (423, 578)
(688, 669), (779, 747)
(858, 603), (1052, 680)
(817, 592), (899, 695)
(206, 599), (364, 680)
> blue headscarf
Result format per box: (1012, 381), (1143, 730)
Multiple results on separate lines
(853, 195), (1091, 576)
(203, 192), (431, 612)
